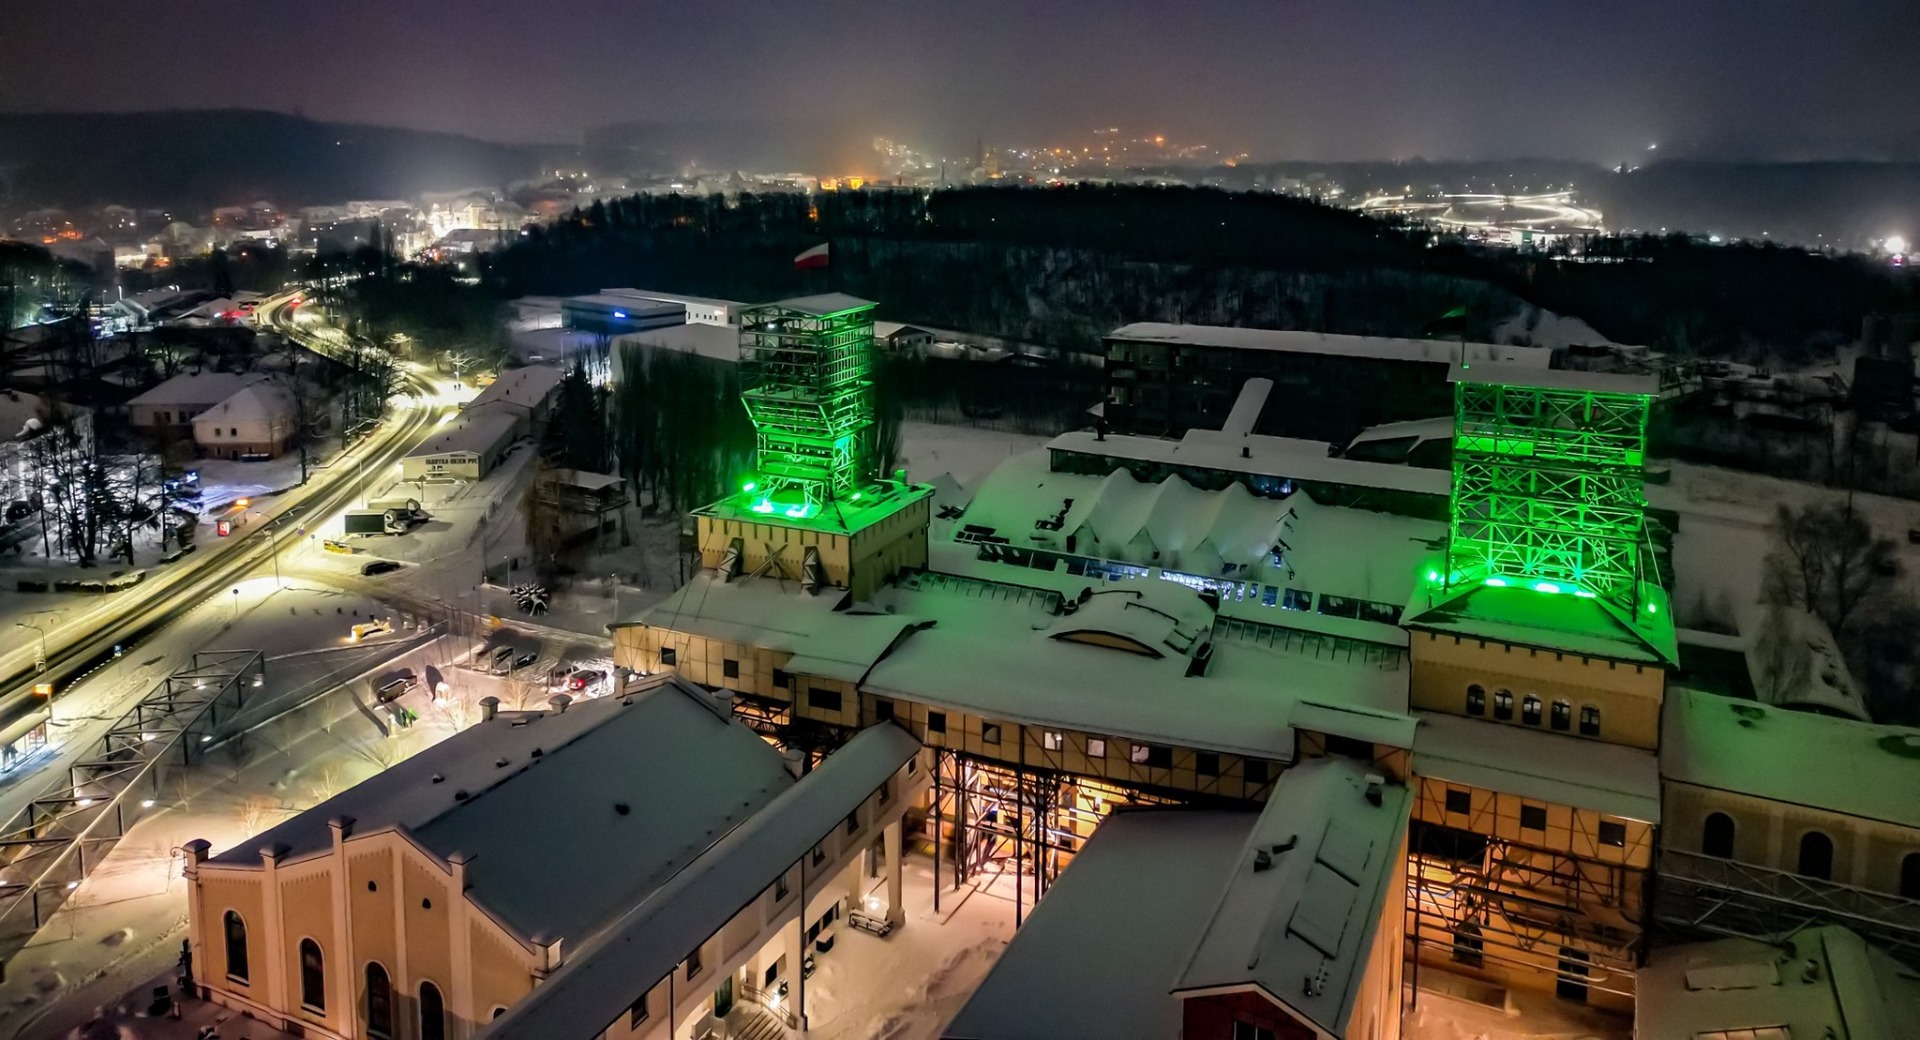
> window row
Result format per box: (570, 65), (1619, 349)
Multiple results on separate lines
(1439, 789), (1627, 848)
(217, 914), (445, 1039)
(1700, 811), (1920, 895)
(1465, 684), (1600, 736)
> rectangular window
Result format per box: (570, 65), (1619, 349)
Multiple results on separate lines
(775, 872), (789, 901)
(878, 777), (891, 805)
(1520, 804), (1548, 831)
(629, 995), (649, 1027)
(1130, 744), (1171, 768)
(659, 646), (677, 666)
(1598, 820), (1627, 848)
(1445, 788), (1472, 816)
(722, 658), (739, 679)
(1043, 731), (1064, 751)
(1281, 588), (1312, 611)
(1129, 743), (1151, 764)
(981, 722), (1001, 744)
(808, 687), (843, 713)
(1324, 734), (1371, 761)
(685, 947), (702, 980)
(1244, 759), (1270, 785)
(811, 843), (825, 867)
(765, 962), (779, 987)
(1087, 737), (1106, 758)
(772, 667), (791, 689)
(845, 812), (859, 835)
(927, 711), (946, 734)
(874, 697), (894, 722)
(1195, 752), (1220, 776)
(1232, 1022), (1277, 1040)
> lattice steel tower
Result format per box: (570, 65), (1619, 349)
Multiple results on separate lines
(738, 295), (878, 519)
(1443, 370), (1659, 620)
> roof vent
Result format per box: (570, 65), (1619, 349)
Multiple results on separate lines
(1254, 849), (1273, 872)
(478, 696), (500, 721)
(495, 757), (508, 768)
(1802, 958), (1821, 983)
(548, 693), (572, 714)
(430, 773), (444, 784)
(530, 748), (544, 758)
(614, 802), (631, 816)
(1304, 962), (1329, 997)
(719, 537), (743, 581)
(1365, 774), (1385, 806)
(454, 790), (469, 801)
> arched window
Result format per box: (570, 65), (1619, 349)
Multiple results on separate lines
(1521, 695), (1542, 725)
(1702, 813), (1736, 859)
(1902, 852), (1920, 899)
(1550, 699), (1571, 731)
(1493, 689), (1514, 721)
(1465, 684), (1486, 716)
(420, 981), (447, 1040)
(299, 938), (325, 1011)
(1451, 922), (1484, 968)
(1579, 704), (1602, 737)
(222, 910), (249, 984)
(365, 962), (394, 1040)
(1798, 831), (1834, 880)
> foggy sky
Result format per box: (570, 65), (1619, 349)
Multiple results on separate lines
(6, 0), (1919, 162)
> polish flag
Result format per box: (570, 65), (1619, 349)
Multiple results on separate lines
(794, 242), (830, 270)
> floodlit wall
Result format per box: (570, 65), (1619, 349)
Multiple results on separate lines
(1662, 779), (1920, 895)
(1409, 631), (1664, 750)
(694, 495), (930, 599)
(186, 828), (543, 1040)
(1409, 774), (1649, 1013)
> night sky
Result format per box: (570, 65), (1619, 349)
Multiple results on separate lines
(6, 0), (1919, 160)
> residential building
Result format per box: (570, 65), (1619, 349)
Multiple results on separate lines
(184, 677), (923, 1040)
(126, 371), (264, 431)
(192, 382), (298, 459)
(1634, 926), (1920, 1040)
(560, 294), (686, 337)
(873, 321), (935, 355)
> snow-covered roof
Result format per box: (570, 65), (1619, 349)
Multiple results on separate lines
(1220, 377), (1272, 436)
(1734, 604), (1869, 721)
(1449, 359), (1659, 396)
(873, 320), (932, 340)
(945, 809), (1259, 1040)
(599, 287), (740, 310)
(1341, 415), (1454, 454)
(190, 383), (294, 426)
(1051, 429), (1449, 498)
(127, 371), (263, 408)
(403, 406), (521, 459)
(477, 723), (921, 1040)
(1661, 687), (1920, 829)
(1415, 710), (1662, 822)
(759, 292), (875, 317)
(1404, 583), (1678, 666)
(210, 677), (798, 946)
(560, 293), (683, 315)
(0, 389), (58, 441)
(1109, 323), (1551, 368)
(1635, 926), (1920, 1040)
(471, 364), (565, 411)
(614, 323), (741, 364)
(961, 449), (1441, 611)
(1174, 759), (1413, 1037)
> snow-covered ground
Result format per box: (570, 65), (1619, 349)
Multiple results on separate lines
(1404, 982), (1628, 1040)
(897, 421), (1048, 491)
(795, 855), (1015, 1040)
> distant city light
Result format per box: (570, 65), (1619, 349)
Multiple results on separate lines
(1884, 235), (1908, 256)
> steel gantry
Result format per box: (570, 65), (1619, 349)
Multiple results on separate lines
(738, 297), (880, 519)
(1445, 374), (1658, 619)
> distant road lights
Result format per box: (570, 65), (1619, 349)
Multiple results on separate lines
(1884, 235), (1908, 256)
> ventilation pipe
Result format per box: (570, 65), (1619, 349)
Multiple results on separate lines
(478, 696), (500, 722)
(548, 693), (572, 714)
(719, 537), (743, 581)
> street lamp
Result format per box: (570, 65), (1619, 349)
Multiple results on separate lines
(231, 587), (241, 623)
(16, 622), (47, 673)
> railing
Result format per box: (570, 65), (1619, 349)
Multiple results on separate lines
(737, 984), (799, 1030)
(1656, 847), (1920, 965)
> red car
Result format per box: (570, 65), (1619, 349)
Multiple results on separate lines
(567, 670), (606, 691)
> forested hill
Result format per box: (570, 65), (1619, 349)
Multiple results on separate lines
(0, 110), (542, 212)
(483, 185), (1920, 362)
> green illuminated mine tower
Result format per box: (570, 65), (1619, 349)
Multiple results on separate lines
(1411, 362), (1675, 661)
(692, 294), (931, 600)
(739, 294), (879, 518)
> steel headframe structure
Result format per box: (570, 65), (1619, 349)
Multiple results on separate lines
(1444, 375), (1655, 619)
(738, 297), (878, 520)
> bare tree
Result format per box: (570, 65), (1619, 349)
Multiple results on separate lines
(1765, 501), (1896, 635)
(1750, 604), (1814, 703)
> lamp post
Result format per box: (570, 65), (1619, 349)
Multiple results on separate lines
(16, 622), (47, 673)
(231, 587), (241, 624)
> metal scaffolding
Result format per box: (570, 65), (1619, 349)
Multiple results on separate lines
(1445, 375), (1657, 620)
(738, 297), (879, 517)
(0, 649), (266, 955)
(1407, 825), (1644, 1003)
(1654, 848), (1920, 968)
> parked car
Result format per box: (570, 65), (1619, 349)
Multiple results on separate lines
(567, 669), (606, 691)
(513, 652), (539, 670)
(362, 560), (403, 576)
